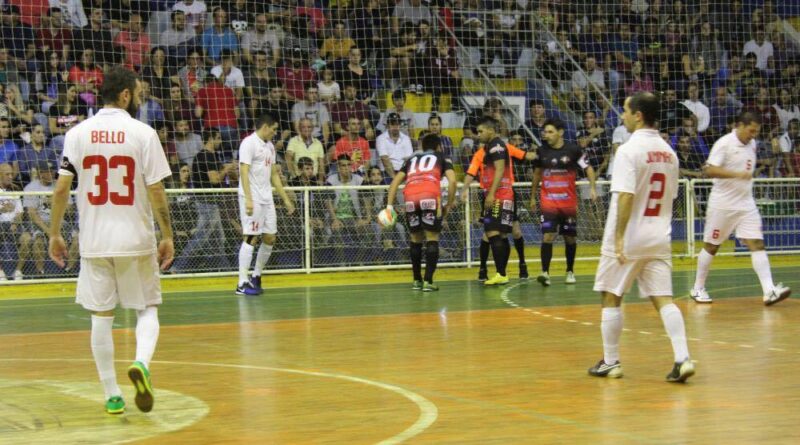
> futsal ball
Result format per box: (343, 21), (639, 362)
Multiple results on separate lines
(377, 207), (397, 229)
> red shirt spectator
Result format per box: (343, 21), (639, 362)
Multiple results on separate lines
(36, 9), (72, 54)
(195, 79), (238, 129)
(113, 14), (151, 70)
(277, 55), (315, 101)
(10, 0), (49, 27)
(329, 98), (371, 131)
(334, 135), (370, 173)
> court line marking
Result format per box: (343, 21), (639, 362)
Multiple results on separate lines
(0, 358), (438, 445)
(500, 279), (800, 354)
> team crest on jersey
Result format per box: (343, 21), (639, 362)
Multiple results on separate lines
(489, 144), (504, 154)
(550, 158), (558, 166)
(560, 156), (570, 164)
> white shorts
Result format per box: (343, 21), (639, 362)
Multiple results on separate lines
(239, 198), (277, 235)
(76, 255), (162, 312)
(593, 255), (673, 299)
(703, 207), (763, 245)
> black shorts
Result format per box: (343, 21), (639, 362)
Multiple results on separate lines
(404, 193), (443, 233)
(481, 197), (514, 234)
(480, 189), (521, 222)
(540, 207), (577, 236)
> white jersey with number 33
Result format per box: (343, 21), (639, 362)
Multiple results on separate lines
(601, 129), (679, 260)
(237, 132), (275, 204)
(59, 108), (172, 258)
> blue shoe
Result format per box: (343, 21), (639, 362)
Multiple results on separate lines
(235, 282), (260, 296)
(249, 275), (263, 294)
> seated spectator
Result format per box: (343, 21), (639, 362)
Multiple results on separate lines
(624, 61), (654, 97)
(286, 118), (325, 182)
(776, 118), (800, 177)
(329, 84), (374, 140)
(576, 110), (610, 179)
(742, 27), (773, 71)
(68, 49), (104, 108)
(773, 87), (800, 132)
(287, 157), (325, 232)
(172, 0), (207, 35)
(245, 50), (275, 116)
(16, 124), (56, 185)
(392, 0), (432, 33)
(173, 118), (204, 169)
(177, 48), (208, 103)
(519, 100), (548, 147)
(386, 23), (418, 90)
(755, 135), (779, 178)
(141, 47), (179, 104)
(3, 84), (34, 133)
(113, 13), (150, 71)
(571, 56), (605, 96)
(743, 86), (780, 139)
(674, 133), (705, 179)
(164, 85), (197, 132)
(427, 114), (455, 161)
(155, 121), (178, 171)
(1, 5), (36, 63)
(317, 68), (341, 104)
(0, 119), (18, 180)
(277, 47), (315, 102)
(376, 112), (413, 179)
(228, 0), (252, 37)
(242, 12), (281, 68)
(159, 10), (197, 60)
(70, 7), (113, 67)
(194, 73), (239, 159)
(202, 6), (240, 65)
(295, 0), (327, 38)
(681, 82), (710, 134)
(282, 15), (318, 61)
(320, 21), (356, 63)
(335, 47), (375, 105)
(660, 88), (691, 135)
(51, 0), (87, 29)
(36, 7), (72, 63)
(325, 154), (369, 265)
(291, 84), (331, 147)
(426, 36), (462, 111)
(377, 90), (414, 136)
(258, 83), (293, 152)
(211, 49), (246, 102)
(708, 86), (740, 140)
(691, 20), (724, 75)
(333, 117), (371, 174)
(136, 80), (165, 127)
(671, 116), (710, 157)
(0, 162), (23, 281)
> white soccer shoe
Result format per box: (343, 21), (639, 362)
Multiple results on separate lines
(565, 271), (576, 284)
(764, 283), (791, 306)
(690, 288), (713, 304)
(13, 270), (23, 281)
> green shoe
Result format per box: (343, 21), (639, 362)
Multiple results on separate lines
(412, 280), (423, 290)
(422, 282), (439, 292)
(105, 395), (125, 415)
(128, 361), (154, 413)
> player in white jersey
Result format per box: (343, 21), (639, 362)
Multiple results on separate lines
(48, 67), (174, 415)
(690, 112), (791, 305)
(236, 114), (295, 295)
(589, 93), (695, 383)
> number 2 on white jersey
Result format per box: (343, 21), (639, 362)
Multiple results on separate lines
(643, 173), (666, 217)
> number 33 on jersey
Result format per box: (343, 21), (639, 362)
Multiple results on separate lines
(59, 108), (172, 257)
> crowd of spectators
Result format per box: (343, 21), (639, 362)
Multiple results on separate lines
(2, 0), (800, 279)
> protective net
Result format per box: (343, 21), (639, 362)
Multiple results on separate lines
(1, 1), (799, 280)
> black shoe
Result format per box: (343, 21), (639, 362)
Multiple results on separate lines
(587, 359), (623, 378)
(478, 268), (488, 282)
(666, 360), (695, 383)
(519, 263), (529, 280)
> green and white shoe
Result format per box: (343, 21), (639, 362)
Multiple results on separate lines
(422, 281), (439, 292)
(105, 395), (125, 415)
(412, 280), (423, 290)
(128, 361), (154, 413)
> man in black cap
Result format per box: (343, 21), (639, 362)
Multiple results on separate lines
(376, 112), (414, 179)
(377, 89), (414, 137)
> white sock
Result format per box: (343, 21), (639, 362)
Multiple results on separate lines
(252, 243), (273, 277)
(750, 250), (774, 296)
(660, 304), (690, 363)
(601, 307), (623, 364)
(693, 249), (714, 290)
(91, 315), (121, 399)
(238, 242), (255, 285)
(135, 307), (160, 369)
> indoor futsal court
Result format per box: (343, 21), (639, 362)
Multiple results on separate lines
(1, 258), (798, 444)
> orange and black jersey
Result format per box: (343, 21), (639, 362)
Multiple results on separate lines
(400, 151), (454, 196)
(533, 142), (589, 210)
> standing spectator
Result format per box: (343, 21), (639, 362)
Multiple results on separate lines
(16, 124), (57, 185)
(36, 7), (73, 63)
(742, 27), (773, 71)
(68, 49), (104, 108)
(172, 129), (234, 272)
(376, 112), (414, 179)
(0, 162), (23, 281)
(202, 6), (239, 65)
(172, 0), (207, 34)
(241, 12), (280, 68)
(291, 84), (331, 147)
(173, 118), (203, 169)
(211, 49), (246, 102)
(776, 118), (800, 177)
(333, 117), (371, 174)
(141, 47), (179, 104)
(177, 49), (208, 103)
(286, 118), (325, 182)
(195, 73), (239, 159)
(277, 47), (315, 102)
(113, 13), (151, 71)
(48, 83), (86, 152)
(377, 89), (415, 136)
(329, 84), (374, 140)
(135, 81), (165, 127)
(681, 82), (710, 134)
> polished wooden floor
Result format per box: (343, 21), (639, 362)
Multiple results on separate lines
(1, 263), (799, 444)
